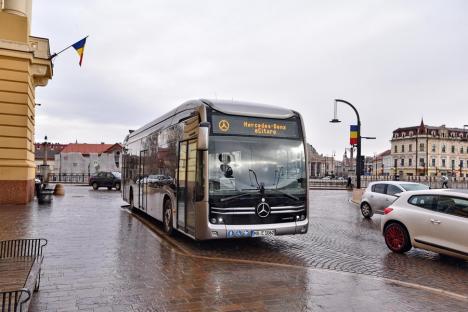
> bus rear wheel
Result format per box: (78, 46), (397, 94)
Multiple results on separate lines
(163, 199), (173, 235)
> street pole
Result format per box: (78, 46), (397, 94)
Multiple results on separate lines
(331, 99), (362, 188)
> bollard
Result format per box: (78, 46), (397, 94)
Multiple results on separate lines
(54, 183), (65, 196)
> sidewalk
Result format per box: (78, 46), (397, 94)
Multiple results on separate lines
(0, 186), (466, 311)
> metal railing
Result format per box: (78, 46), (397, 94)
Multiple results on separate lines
(359, 175), (468, 189)
(47, 173), (90, 184)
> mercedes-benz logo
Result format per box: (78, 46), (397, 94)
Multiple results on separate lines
(218, 119), (230, 132)
(256, 201), (271, 218)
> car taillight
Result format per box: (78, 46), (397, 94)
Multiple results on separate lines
(384, 207), (393, 215)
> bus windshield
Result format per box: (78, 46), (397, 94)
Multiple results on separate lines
(208, 136), (306, 197)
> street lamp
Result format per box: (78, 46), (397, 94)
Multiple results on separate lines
(330, 99), (362, 188)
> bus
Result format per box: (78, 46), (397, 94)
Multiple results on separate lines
(122, 99), (309, 240)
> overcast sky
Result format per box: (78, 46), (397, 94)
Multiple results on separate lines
(32, 0), (468, 158)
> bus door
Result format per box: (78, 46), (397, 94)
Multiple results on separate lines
(177, 139), (197, 235)
(138, 150), (148, 211)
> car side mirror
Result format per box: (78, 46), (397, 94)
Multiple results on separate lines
(197, 122), (210, 151)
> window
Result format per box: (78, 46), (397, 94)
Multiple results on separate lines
(409, 144), (413, 152)
(394, 145), (398, 153)
(451, 146), (455, 153)
(432, 158), (436, 167)
(451, 159), (455, 169)
(400, 183), (429, 191)
(400, 159), (404, 166)
(460, 160), (464, 168)
(419, 143), (425, 152)
(387, 184), (402, 196)
(402, 145), (405, 153)
(419, 158), (425, 166)
(442, 159), (446, 167)
(432, 144), (436, 153)
(372, 184), (386, 194)
(442, 145), (446, 153)
(461, 147), (464, 154)
(408, 195), (437, 210)
(436, 196), (468, 218)
(394, 159), (398, 168)
(409, 158), (413, 166)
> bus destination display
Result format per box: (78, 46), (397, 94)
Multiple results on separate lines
(211, 114), (299, 138)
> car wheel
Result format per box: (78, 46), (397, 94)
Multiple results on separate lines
(92, 182), (98, 190)
(163, 199), (173, 235)
(384, 223), (412, 253)
(360, 202), (373, 218)
(115, 182), (121, 191)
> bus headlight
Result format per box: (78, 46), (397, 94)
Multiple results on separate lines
(218, 217), (224, 224)
(300, 215), (306, 221)
(211, 217), (217, 224)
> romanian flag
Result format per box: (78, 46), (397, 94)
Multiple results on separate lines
(350, 125), (358, 145)
(72, 37), (87, 66)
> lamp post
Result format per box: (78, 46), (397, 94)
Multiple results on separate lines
(330, 99), (362, 188)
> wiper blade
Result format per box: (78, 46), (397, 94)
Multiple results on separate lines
(220, 192), (252, 202)
(266, 189), (300, 201)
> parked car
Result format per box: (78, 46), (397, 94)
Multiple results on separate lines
(381, 189), (468, 260)
(360, 181), (429, 218)
(89, 171), (121, 190)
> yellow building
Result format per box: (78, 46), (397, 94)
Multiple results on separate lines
(0, 0), (53, 204)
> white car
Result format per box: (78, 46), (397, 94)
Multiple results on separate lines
(381, 189), (468, 260)
(360, 181), (429, 218)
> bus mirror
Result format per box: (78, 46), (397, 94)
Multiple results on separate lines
(198, 122), (210, 150)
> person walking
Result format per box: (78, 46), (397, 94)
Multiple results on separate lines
(441, 175), (449, 188)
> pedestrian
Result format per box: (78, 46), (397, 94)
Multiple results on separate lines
(347, 176), (352, 188)
(441, 175), (448, 188)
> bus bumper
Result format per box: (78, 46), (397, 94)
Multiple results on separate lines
(198, 219), (309, 240)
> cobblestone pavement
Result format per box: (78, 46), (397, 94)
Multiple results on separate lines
(0, 186), (466, 311)
(168, 190), (468, 296)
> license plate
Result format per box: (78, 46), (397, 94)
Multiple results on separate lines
(252, 230), (275, 237)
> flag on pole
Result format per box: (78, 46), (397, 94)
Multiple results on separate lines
(72, 37), (87, 66)
(350, 125), (358, 145)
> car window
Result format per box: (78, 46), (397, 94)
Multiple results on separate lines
(437, 196), (468, 218)
(107, 173), (113, 178)
(386, 185), (402, 196)
(400, 183), (429, 191)
(98, 172), (106, 177)
(408, 195), (437, 210)
(371, 184), (386, 194)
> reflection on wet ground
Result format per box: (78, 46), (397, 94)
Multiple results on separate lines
(0, 186), (466, 311)
(165, 190), (468, 295)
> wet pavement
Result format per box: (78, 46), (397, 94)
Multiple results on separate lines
(0, 186), (466, 311)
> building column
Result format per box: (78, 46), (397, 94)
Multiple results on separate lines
(0, 1), (53, 204)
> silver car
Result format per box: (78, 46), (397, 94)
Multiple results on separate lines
(381, 189), (468, 260)
(360, 181), (429, 218)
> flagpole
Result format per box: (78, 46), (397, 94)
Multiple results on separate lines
(49, 35), (89, 60)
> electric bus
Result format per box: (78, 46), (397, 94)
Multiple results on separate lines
(121, 99), (308, 240)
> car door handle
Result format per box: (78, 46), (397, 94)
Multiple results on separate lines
(430, 219), (441, 224)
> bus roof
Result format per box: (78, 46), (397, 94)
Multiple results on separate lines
(126, 99), (299, 142)
(201, 99), (297, 119)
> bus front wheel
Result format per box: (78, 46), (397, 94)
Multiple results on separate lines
(163, 199), (173, 235)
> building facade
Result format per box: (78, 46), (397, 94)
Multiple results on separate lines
(0, 0), (53, 204)
(55, 143), (122, 176)
(391, 121), (468, 178)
